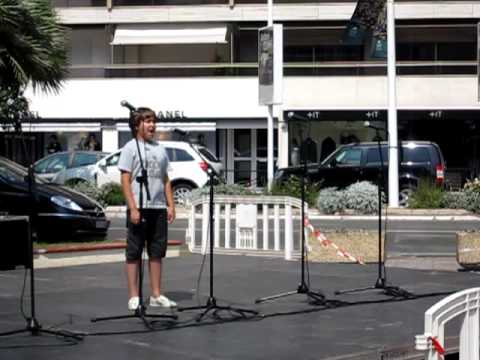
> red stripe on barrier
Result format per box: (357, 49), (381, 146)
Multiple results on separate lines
(429, 336), (445, 356)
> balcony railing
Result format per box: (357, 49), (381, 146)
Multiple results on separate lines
(51, 0), (480, 7)
(67, 61), (478, 78)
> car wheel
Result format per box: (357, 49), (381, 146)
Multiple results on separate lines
(173, 183), (193, 205)
(399, 186), (415, 207)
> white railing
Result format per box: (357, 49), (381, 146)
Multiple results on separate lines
(415, 287), (480, 360)
(187, 195), (304, 260)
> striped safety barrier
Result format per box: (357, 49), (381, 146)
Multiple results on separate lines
(304, 218), (366, 265)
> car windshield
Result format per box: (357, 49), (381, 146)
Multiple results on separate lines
(321, 146), (363, 166)
(72, 152), (105, 168)
(0, 158), (47, 184)
(34, 153), (69, 174)
(196, 146), (219, 163)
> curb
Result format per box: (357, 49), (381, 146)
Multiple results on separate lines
(105, 206), (480, 222)
(105, 206), (189, 219)
(34, 240), (183, 255)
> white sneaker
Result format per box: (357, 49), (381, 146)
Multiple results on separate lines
(149, 295), (177, 308)
(128, 296), (139, 311)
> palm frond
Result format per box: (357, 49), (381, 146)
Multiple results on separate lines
(0, 0), (68, 93)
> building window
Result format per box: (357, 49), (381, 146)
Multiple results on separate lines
(68, 26), (110, 66)
(234, 129), (251, 157)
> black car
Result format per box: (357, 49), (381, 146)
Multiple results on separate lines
(0, 156), (110, 241)
(275, 141), (446, 206)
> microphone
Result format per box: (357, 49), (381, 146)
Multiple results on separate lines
(120, 100), (136, 112)
(364, 121), (385, 131)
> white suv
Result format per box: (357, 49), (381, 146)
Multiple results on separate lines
(52, 141), (223, 204)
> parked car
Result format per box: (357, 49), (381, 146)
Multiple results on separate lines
(51, 141), (223, 204)
(274, 141), (446, 206)
(0, 156), (110, 242)
(33, 151), (108, 182)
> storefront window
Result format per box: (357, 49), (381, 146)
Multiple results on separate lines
(287, 111), (387, 166)
(256, 129), (278, 158)
(234, 129), (251, 157)
(234, 160), (250, 184)
(256, 161), (267, 188)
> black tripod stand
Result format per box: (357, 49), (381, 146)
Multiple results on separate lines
(335, 126), (413, 298)
(0, 124), (83, 340)
(91, 103), (177, 329)
(178, 168), (258, 322)
(255, 156), (331, 306)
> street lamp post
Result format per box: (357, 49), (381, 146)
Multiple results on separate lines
(267, 0), (274, 190)
(387, 0), (399, 207)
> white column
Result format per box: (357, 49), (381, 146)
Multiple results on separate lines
(268, 105), (274, 190)
(274, 205), (280, 251)
(278, 111), (289, 168)
(263, 204), (269, 250)
(189, 203), (196, 252)
(267, 0), (274, 191)
(201, 202), (209, 254)
(268, 0), (273, 25)
(101, 126), (118, 152)
(284, 204), (292, 260)
(225, 204), (231, 249)
(387, 0), (399, 208)
(214, 203), (220, 248)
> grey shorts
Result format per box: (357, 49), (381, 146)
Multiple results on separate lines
(126, 209), (168, 261)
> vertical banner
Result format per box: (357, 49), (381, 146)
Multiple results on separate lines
(258, 24), (283, 106)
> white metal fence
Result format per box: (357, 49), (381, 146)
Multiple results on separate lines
(415, 287), (480, 360)
(187, 195), (305, 260)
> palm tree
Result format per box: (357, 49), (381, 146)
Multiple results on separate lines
(0, 0), (68, 93)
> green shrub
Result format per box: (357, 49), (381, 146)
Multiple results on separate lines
(316, 181), (383, 214)
(464, 178), (480, 193)
(65, 181), (103, 205)
(192, 183), (259, 199)
(317, 187), (345, 214)
(65, 181), (125, 207)
(269, 175), (320, 206)
(343, 181), (382, 214)
(408, 179), (444, 209)
(440, 191), (468, 209)
(99, 182), (125, 206)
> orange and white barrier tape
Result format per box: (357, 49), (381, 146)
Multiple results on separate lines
(304, 218), (365, 265)
(429, 336), (445, 359)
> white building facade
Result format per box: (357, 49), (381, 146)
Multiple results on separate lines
(5, 0), (480, 188)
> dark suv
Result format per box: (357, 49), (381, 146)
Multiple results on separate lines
(274, 141), (446, 206)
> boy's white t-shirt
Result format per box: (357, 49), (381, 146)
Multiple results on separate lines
(117, 139), (169, 209)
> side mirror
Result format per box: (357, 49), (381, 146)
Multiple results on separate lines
(329, 159), (337, 168)
(98, 159), (107, 171)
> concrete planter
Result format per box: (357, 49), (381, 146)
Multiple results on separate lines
(457, 232), (480, 270)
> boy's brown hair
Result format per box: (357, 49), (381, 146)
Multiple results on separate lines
(132, 107), (156, 129)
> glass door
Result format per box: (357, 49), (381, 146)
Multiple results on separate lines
(233, 129), (252, 185)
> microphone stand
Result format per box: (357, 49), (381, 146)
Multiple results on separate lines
(0, 119), (83, 340)
(255, 115), (336, 307)
(335, 128), (413, 298)
(177, 132), (258, 322)
(92, 107), (177, 329)
(255, 149), (331, 305)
